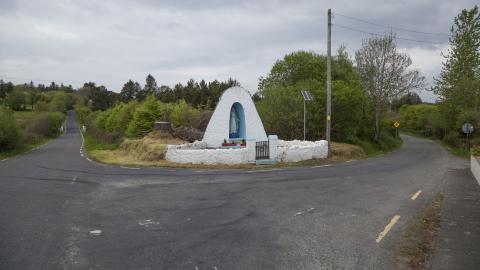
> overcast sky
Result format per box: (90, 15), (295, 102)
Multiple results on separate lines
(0, 0), (477, 102)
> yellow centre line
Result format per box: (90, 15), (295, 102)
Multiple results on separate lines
(376, 215), (400, 243)
(411, 190), (422, 200)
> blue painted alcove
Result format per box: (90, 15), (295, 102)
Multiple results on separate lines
(229, 102), (246, 139)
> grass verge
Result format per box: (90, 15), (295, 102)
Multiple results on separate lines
(395, 193), (444, 270)
(0, 137), (52, 160)
(350, 134), (403, 157)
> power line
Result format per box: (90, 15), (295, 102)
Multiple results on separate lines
(333, 12), (451, 37)
(333, 24), (448, 45)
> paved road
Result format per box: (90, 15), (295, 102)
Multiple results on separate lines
(0, 111), (472, 270)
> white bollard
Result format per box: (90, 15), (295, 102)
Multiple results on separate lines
(246, 137), (256, 163)
(268, 135), (278, 161)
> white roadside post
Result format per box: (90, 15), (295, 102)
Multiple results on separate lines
(246, 137), (256, 163)
(268, 135), (278, 161)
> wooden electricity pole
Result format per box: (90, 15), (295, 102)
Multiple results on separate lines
(326, 9), (332, 156)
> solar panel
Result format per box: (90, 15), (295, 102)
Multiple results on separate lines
(301, 90), (313, 101)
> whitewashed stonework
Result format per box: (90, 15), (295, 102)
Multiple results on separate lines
(202, 86), (267, 148)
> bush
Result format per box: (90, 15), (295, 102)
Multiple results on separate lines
(443, 132), (461, 148)
(34, 101), (49, 112)
(26, 112), (65, 138)
(104, 102), (138, 135)
(0, 107), (21, 150)
(75, 106), (92, 125)
(126, 96), (161, 138)
(48, 92), (69, 112)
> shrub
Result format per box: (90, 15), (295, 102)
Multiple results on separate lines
(75, 106), (92, 125)
(104, 102), (138, 136)
(443, 132), (461, 148)
(0, 106), (21, 150)
(48, 92), (69, 112)
(126, 96), (161, 138)
(34, 101), (48, 112)
(26, 112), (65, 138)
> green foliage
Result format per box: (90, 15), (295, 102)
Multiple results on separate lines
(169, 100), (201, 127)
(27, 112), (65, 138)
(0, 106), (21, 150)
(34, 101), (48, 112)
(472, 146), (480, 156)
(126, 96), (161, 138)
(256, 50), (372, 142)
(48, 91), (69, 112)
(399, 104), (441, 136)
(104, 102), (138, 135)
(433, 5), (480, 145)
(7, 90), (26, 111)
(75, 106), (92, 125)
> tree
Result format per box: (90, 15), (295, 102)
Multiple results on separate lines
(78, 82), (118, 111)
(433, 5), (480, 129)
(392, 92), (423, 111)
(7, 90), (26, 111)
(137, 74), (158, 101)
(355, 34), (425, 140)
(257, 49), (370, 141)
(120, 80), (141, 103)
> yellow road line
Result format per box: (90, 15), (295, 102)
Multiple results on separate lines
(376, 215), (400, 243)
(411, 190), (422, 200)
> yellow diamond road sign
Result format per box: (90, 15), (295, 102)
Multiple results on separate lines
(394, 121), (400, 128)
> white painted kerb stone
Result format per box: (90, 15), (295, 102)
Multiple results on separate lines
(471, 156), (480, 186)
(202, 87), (267, 148)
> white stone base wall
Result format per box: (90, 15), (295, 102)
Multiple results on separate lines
(471, 156), (480, 186)
(165, 142), (249, 165)
(165, 139), (328, 165)
(276, 140), (328, 163)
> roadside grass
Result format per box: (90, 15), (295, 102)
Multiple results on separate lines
(395, 193), (444, 270)
(401, 130), (470, 159)
(350, 134), (403, 157)
(0, 137), (51, 160)
(0, 111), (62, 160)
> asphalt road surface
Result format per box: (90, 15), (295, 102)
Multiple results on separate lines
(0, 111), (471, 270)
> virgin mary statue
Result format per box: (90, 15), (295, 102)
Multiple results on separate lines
(229, 106), (240, 138)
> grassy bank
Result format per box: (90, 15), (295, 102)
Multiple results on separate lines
(349, 134), (403, 157)
(0, 110), (64, 159)
(0, 137), (52, 160)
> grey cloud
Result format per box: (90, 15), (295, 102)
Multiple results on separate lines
(0, 0), (478, 102)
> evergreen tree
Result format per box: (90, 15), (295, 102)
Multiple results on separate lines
(138, 74), (158, 101)
(120, 80), (141, 103)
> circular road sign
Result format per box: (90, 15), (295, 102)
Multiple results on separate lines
(462, 123), (474, 134)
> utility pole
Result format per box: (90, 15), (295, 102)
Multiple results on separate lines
(326, 9), (332, 156)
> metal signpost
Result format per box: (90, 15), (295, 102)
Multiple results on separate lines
(462, 123), (475, 150)
(393, 121), (400, 138)
(301, 90), (313, 141)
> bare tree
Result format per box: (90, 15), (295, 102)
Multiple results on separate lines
(355, 34), (425, 140)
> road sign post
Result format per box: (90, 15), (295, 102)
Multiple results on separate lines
(301, 90), (313, 141)
(462, 123), (475, 150)
(393, 121), (400, 138)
